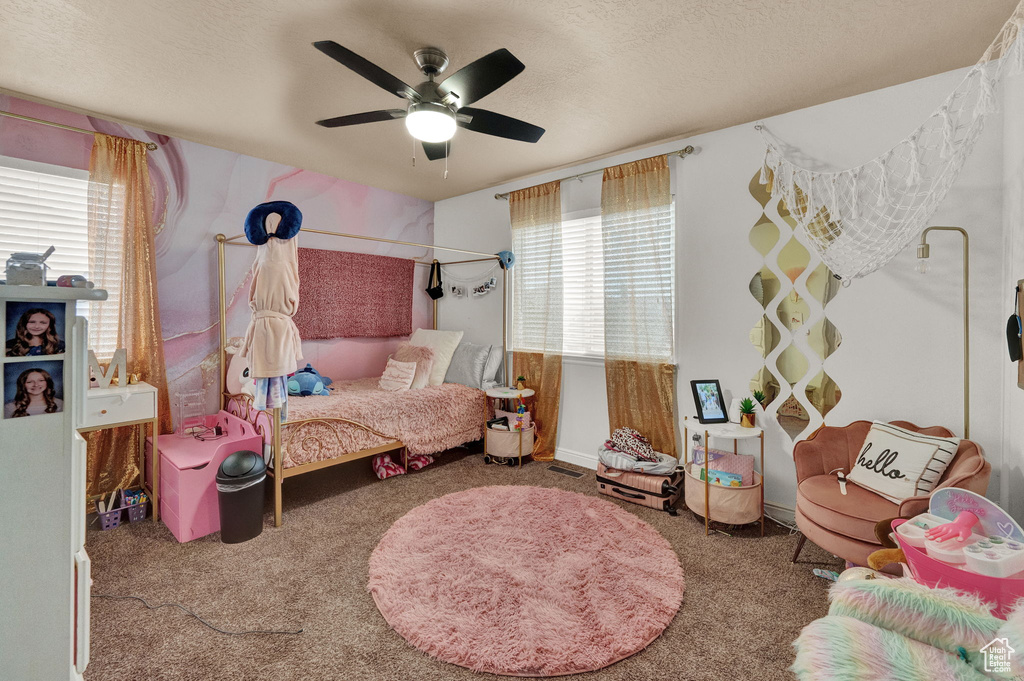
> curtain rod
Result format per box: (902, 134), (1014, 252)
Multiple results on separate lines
(493, 145), (695, 200)
(217, 227), (500, 261)
(0, 110), (159, 151)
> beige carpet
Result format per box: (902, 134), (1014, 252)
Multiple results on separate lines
(83, 448), (840, 681)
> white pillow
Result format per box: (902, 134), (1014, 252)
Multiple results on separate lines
(483, 345), (504, 384)
(379, 358), (416, 391)
(846, 421), (961, 503)
(409, 328), (464, 386)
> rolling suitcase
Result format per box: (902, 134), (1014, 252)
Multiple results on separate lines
(596, 462), (683, 515)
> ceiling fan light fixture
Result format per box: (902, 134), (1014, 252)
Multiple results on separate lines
(405, 102), (456, 143)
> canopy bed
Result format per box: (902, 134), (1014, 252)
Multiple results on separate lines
(216, 227), (508, 526)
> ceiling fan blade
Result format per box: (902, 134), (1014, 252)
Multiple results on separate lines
(422, 141), (449, 161)
(457, 107), (544, 143)
(313, 41), (419, 101)
(315, 110), (406, 128)
(437, 49), (524, 107)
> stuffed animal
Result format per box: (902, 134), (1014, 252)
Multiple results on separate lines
(287, 363), (332, 397)
(867, 516), (906, 571)
(224, 346), (256, 398)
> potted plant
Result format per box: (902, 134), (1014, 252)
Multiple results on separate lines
(752, 390), (766, 410)
(739, 397), (756, 428)
(516, 375), (526, 390)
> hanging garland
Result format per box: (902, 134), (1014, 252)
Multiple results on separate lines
(759, 1), (1024, 282)
(442, 262), (500, 297)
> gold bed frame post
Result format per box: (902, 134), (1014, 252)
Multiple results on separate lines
(502, 265), (509, 386)
(272, 407), (283, 527)
(216, 234), (227, 403)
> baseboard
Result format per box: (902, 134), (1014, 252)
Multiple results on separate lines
(764, 501), (796, 526)
(555, 447), (598, 470)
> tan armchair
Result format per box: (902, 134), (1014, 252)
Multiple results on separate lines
(792, 420), (990, 567)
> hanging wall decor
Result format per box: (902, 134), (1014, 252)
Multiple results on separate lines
(441, 263), (500, 298)
(758, 2), (1024, 282)
(748, 169), (843, 442)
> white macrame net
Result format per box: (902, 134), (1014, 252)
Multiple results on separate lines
(759, 1), (1024, 282)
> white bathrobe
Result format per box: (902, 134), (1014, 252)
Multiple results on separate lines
(242, 224), (303, 379)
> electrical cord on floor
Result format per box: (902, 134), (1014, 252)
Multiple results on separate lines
(93, 594), (303, 636)
(765, 512), (799, 534)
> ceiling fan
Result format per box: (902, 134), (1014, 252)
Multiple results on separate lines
(313, 41), (545, 160)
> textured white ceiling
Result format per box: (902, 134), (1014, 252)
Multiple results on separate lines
(0, 0), (1017, 201)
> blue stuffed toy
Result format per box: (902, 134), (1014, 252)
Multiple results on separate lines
(287, 363), (333, 397)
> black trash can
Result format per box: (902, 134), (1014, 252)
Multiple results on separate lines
(216, 450), (266, 543)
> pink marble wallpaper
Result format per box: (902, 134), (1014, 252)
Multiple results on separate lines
(0, 94), (434, 414)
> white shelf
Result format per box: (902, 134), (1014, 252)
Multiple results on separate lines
(486, 386), (535, 399)
(4, 352), (66, 363)
(683, 417), (763, 439)
(0, 284), (107, 302)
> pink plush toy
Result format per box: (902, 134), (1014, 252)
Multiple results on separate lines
(925, 511), (979, 542)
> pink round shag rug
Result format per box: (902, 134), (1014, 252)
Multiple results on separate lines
(368, 485), (684, 677)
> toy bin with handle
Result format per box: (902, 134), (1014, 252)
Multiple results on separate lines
(145, 410), (263, 542)
(484, 426), (534, 465)
(893, 518), (1024, 619)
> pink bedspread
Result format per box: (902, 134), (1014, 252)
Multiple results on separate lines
(279, 378), (483, 468)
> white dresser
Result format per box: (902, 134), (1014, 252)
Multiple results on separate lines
(0, 284), (106, 680)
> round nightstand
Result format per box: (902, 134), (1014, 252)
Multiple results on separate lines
(483, 387), (536, 467)
(485, 386), (535, 400)
(682, 417), (765, 536)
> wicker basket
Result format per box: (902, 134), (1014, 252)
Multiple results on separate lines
(684, 464), (762, 525)
(485, 426), (535, 459)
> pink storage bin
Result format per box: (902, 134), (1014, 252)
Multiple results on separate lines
(893, 519), (1024, 619)
(146, 410), (263, 543)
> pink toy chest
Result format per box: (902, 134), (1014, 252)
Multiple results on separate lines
(145, 411), (263, 542)
(893, 518), (1024, 619)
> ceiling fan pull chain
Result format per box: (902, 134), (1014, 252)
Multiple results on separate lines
(444, 140), (449, 179)
(412, 137), (417, 167)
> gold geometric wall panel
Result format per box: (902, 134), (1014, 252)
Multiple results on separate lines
(747, 167), (843, 441)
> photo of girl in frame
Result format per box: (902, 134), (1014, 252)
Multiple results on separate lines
(3, 360), (64, 418)
(5, 301), (66, 357)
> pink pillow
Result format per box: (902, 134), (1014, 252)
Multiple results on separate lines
(379, 358), (416, 391)
(393, 343), (434, 389)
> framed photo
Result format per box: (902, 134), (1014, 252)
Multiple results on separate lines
(5, 301), (66, 357)
(4, 360), (64, 419)
(690, 379), (729, 424)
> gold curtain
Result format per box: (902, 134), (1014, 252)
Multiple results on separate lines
(601, 156), (678, 457)
(510, 180), (562, 461)
(84, 134), (172, 497)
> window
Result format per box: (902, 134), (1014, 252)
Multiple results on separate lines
(561, 211), (605, 357)
(601, 200), (675, 362)
(514, 203), (675, 359)
(0, 156), (120, 357)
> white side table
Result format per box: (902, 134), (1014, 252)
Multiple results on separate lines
(483, 387), (536, 468)
(682, 417), (765, 536)
(77, 381), (160, 521)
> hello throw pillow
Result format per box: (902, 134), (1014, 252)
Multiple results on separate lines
(846, 421), (961, 503)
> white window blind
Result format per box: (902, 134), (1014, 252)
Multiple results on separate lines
(0, 156), (120, 357)
(561, 212), (605, 357)
(514, 203), (675, 359)
(602, 201), (675, 361)
(511, 218), (563, 354)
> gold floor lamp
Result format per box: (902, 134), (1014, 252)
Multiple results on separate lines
(916, 226), (969, 438)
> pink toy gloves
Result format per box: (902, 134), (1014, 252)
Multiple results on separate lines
(925, 511), (979, 542)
